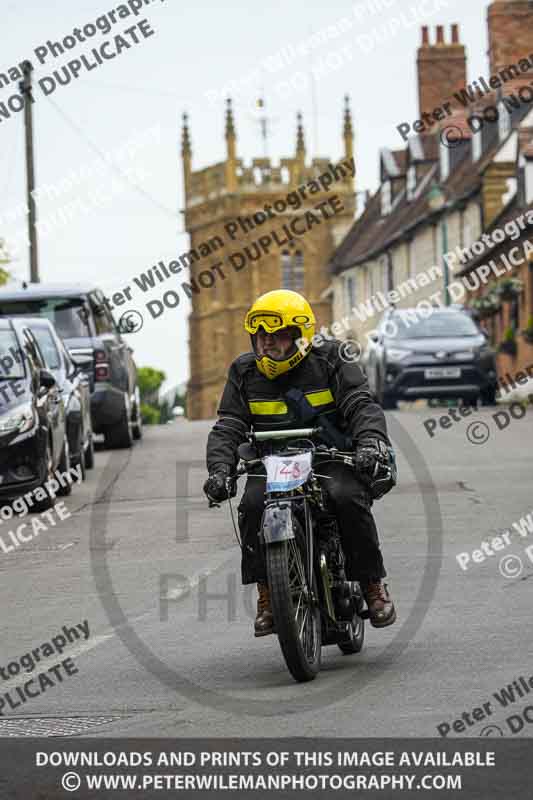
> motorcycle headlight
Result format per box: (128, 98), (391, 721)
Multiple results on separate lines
(0, 402), (35, 434)
(386, 348), (412, 362)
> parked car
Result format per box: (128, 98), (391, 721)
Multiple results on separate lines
(0, 284), (142, 448)
(0, 318), (69, 510)
(11, 317), (94, 477)
(363, 306), (498, 408)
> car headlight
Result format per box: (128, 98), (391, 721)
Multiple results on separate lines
(453, 350), (474, 360)
(0, 402), (35, 434)
(386, 348), (412, 362)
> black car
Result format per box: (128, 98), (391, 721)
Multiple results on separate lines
(363, 307), (498, 408)
(11, 317), (94, 478)
(0, 319), (70, 510)
(0, 284), (142, 448)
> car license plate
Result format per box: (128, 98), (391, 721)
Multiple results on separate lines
(424, 367), (461, 379)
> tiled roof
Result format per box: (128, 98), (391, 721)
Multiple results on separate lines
(330, 129), (501, 274)
(456, 196), (533, 277)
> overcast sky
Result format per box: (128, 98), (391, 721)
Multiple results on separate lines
(1, 0), (490, 391)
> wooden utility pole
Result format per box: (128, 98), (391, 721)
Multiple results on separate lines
(20, 61), (39, 283)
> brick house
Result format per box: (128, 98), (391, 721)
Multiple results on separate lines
(329, 0), (533, 379)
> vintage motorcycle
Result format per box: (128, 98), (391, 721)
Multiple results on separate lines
(217, 427), (368, 683)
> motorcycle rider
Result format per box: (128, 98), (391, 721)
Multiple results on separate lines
(203, 289), (397, 637)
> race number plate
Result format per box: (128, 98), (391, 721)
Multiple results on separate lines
(264, 452), (312, 493)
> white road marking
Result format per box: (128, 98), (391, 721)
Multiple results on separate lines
(0, 633), (115, 694)
(161, 552), (237, 601)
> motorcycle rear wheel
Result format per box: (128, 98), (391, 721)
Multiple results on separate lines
(266, 528), (321, 683)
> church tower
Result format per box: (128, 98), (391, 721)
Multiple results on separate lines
(182, 99), (356, 420)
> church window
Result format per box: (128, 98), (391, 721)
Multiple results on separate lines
(281, 250), (304, 291)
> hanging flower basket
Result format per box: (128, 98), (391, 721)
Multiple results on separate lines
(470, 291), (501, 319)
(496, 278), (524, 302)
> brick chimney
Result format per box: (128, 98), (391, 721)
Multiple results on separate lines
(417, 24), (467, 119)
(487, 0), (533, 96)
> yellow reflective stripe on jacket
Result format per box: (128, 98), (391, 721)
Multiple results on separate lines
(305, 389), (334, 407)
(248, 389), (334, 416)
(248, 400), (288, 415)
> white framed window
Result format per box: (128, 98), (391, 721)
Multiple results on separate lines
(381, 180), (392, 216)
(406, 165), (417, 200)
(526, 160), (533, 204)
(472, 129), (482, 162)
(345, 275), (356, 313)
(498, 101), (512, 142)
(440, 141), (450, 181)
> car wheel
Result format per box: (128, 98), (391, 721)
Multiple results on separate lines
(132, 403), (143, 441)
(85, 434), (95, 469)
(57, 439), (72, 496)
(71, 429), (86, 483)
(104, 395), (133, 449)
(481, 386), (497, 406)
(461, 396), (478, 408)
(378, 378), (397, 410)
(32, 440), (57, 513)
(382, 394), (398, 410)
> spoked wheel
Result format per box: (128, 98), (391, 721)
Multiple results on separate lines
(337, 583), (365, 655)
(266, 525), (321, 683)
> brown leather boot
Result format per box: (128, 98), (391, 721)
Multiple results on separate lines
(362, 580), (396, 628)
(254, 582), (273, 637)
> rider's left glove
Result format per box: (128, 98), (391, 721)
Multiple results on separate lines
(203, 464), (236, 504)
(354, 438), (397, 500)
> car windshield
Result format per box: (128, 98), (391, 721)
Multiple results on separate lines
(389, 312), (479, 339)
(0, 298), (90, 338)
(0, 330), (25, 379)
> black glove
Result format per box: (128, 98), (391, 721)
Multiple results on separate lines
(203, 464), (236, 504)
(354, 438), (397, 500)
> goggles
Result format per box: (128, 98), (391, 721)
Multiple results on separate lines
(245, 311), (285, 334)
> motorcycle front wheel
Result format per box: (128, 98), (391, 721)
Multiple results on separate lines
(266, 525), (321, 683)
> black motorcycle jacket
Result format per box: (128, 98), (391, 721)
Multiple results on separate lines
(206, 340), (390, 472)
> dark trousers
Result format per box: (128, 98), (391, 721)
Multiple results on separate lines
(237, 461), (386, 585)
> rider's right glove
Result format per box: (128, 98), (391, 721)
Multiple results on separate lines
(203, 464), (236, 504)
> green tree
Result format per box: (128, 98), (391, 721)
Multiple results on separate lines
(140, 402), (160, 425)
(137, 366), (166, 425)
(138, 367), (166, 404)
(0, 238), (12, 285)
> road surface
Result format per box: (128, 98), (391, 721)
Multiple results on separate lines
(1, 406), (531, 740)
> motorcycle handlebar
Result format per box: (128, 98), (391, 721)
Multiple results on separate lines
(236, 448), (356, 478)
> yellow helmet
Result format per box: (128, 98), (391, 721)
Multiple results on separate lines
(244, 289), (316, 379)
